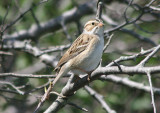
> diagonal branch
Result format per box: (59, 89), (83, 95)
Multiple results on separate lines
(84, 85), (116, 113)
(138, 45), (160, 67)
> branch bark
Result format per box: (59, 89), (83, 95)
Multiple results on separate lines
(3, 1), (95, 42)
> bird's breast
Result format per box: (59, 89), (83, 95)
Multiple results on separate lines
(71, 35), (104, 74)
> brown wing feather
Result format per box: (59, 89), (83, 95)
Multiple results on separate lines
(54, 33), (93, 72)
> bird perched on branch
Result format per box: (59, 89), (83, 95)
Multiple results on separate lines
(34, 19), (104, 112)
(53, 19), (104, 85)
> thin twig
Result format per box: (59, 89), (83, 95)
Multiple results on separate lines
(96, 2), (103, 19)
(60, 20), (72, 42)
(146, 72), (157, 113)
(120, 28), (157, 46)
(107, 46), (156, 67)
(3, 1), (95, 41)
(0, 51), (13, 55)
(123, 0), (134, 23)
(84, 86), (116, 113)
(103, 34), (113, 52)
(67, 102), (88, 112)
(30, 7), (40, 26)
(2, 0), (48, 33)
(0, 81), (24, 95)
(138, 45), (160, 67)
(145, 0), (156, 7)
(149, 6), (160, 11)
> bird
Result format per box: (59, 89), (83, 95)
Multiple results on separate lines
(53, 19), (104, 86)
(34, 19), (104, 112)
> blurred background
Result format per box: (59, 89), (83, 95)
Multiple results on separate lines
(0, 0), (160, 113)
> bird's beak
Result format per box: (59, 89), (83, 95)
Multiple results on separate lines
(98, 22), (104, 27)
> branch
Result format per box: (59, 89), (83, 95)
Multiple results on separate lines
(0, 81), (24, 95)
(1, 0), (48, 34)
(107, 46), (156, 67)
(138, 45), (160, 67)
(103, 34), (113, 52)
(1, 40), (70, 56)
(120, 28), (156, 46)
(44, 64), (160, 113)
(104, 0), (155, 36)
(3, 1), (95, 41)
(149, 6), (160, 11)
(146, 72), (157, 113)
(99, 75), (160, 95)
(96, 2), (103, 19)
(0, 51), (13, 55)
(0, 73), (70, 78)
(67, 102), (88, 112)
(84, 86), (116, 113)
(0, 73), (56, 78)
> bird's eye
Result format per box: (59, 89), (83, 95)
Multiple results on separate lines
(92, 22), (95, 25)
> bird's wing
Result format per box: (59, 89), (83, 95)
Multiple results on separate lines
(54, 33), (94, 72)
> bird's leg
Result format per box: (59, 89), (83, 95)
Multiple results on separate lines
(44, 82), (53, 99)
(74, 67), (92, 82)
(87, 72), (92, 82)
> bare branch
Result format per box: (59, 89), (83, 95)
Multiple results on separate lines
(44, 64), (160, 112)
(149, 6), (160, 11)
(2, 0), (48, 33)
(146, 72), (157, 113)
(99, 75), (160, 95)
(146, 0), (156, 7)
(0, 88), (21, 95)
(60, 20), (72, 42)
(123, 0), (134, 23)
(1, 40), (70, 56)
(138, 45), (160, 67)
(0, 81), (24, 95)
(107, 46), (156, 67)
(0, 51), (13, 55)
(30, 8), (40, 26)
(67, 102), (88, 112)
(96, 2), (103, 19)
(84, 86), (116, 113)
(103, 34), (113, 52)
(0, 73), (56, 78)
(120, 28), (157, 46)
(3, 1), (95, 41)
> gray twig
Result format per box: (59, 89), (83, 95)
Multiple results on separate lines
(96, 2), (103, 19)
(60, 20), (72, 42)
(84, 86), (116, 113)
(67, 102), (88, 112)
(0, 73), (56, 78)
(2, 0), (48, 33)
(138, 45), (160, 67)
(146, 72), (157, 113)
(107, 46), (156, 67)
(0, 81), (24, 95)
(103, 34), (113, 52)
(3, 1), (95, 41)
(99, 75), (160, 95)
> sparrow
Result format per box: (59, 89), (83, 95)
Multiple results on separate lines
(53, 19), (104, 85)
(34, 19), (104, 112)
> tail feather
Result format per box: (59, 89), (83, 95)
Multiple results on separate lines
(52, 65), (69, 87)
